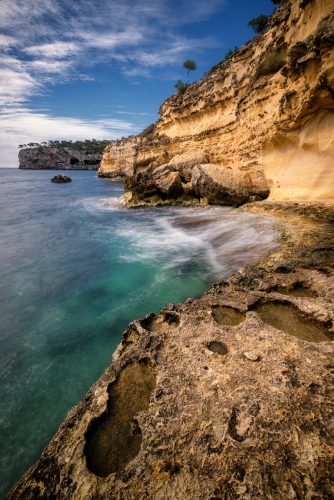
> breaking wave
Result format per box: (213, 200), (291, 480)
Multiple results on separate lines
(115, 205), (278, 280)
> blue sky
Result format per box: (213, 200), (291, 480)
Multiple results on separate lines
(0, 0), (275, 167)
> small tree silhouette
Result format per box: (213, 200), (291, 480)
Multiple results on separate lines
(248, 15), (269, 34)
(183, 59), (197, 82)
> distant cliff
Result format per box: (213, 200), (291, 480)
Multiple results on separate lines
(99, 0), (334, 205)
(18, 140), (110, 170)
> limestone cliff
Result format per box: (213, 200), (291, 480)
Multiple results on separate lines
(18, 142), (108, 170)
(97, 125), (155, 179)
(99, 0), (334, 205)
(97, 136), (140, 178)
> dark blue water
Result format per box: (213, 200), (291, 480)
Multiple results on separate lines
(0, 169), (277, 496)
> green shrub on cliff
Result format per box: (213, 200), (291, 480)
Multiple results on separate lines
(18, 139), (110, 153)
(174, 80), (188, 95)
(248, 15), (269, 34)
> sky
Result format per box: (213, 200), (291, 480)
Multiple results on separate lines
(0, 0), (275, 167)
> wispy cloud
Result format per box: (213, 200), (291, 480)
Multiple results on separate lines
(0, 34), (17, 47)
(24, 42), (80, 59)
(0, 0), (226, 166)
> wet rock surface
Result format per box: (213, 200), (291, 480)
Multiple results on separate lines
(8, 202), (334, 499)
(85, 361), (156, 477)
(50, 174), (72, 183)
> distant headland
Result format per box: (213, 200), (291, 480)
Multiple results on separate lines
(18, 140), (110, 170)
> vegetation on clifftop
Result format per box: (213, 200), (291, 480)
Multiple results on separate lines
(18, 139), (110, 153)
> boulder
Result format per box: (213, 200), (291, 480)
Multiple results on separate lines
(50, 174), (72, 183)
(191, 164), (250, 206)
(155, 171), (183, 197)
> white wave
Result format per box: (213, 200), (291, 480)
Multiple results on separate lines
(115, 206), (278, 280)
(80, 196), (121, 213)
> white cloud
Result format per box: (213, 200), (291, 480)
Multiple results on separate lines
(0, 69), (39, 106)
(0, 0), (58, 28)
(81, 28), (144, 49)
(0, 34), (17, 47)
(29, 60), (72, 74)
(24, 42), (80, 59)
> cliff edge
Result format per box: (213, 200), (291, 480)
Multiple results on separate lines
(99, 0), (334, 206)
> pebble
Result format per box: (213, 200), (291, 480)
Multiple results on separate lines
(243, 351), (260, 361)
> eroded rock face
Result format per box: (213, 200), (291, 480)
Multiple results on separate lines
(101, 0), (334, 205)
(155, 170), (183, 197)
(85, 361), (156, 477)
(97, 136), (140, 179)
(8, 202), (334, 499)
(19, 146), (103, 170)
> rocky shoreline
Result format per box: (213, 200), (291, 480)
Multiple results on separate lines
(8, 201), (334, 499)
(9, 0), (334, 496)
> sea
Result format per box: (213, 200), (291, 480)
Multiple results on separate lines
(0, 168), (278, 496)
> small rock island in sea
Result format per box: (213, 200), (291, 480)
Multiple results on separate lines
(10, 0), (334, 498)
(50, 174), (72, 183)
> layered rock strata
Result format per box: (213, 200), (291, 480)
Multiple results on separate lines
(8, 202), (334, 498)
(98, 0), (334, 205)
(97, 136), (140, 179)
(19, 146), (103, 170)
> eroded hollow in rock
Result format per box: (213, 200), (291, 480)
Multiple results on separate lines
(271, 283), (317, 298)
(207, 341), (228, 355)
(163, 310), (180, 326)
(212, 306), (245, 326)
(85, 361), (156, 477)
(252, 301), (332, 342)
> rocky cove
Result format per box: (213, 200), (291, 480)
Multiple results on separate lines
(9, 1), (334, 498)
(8, 200), (334, 499)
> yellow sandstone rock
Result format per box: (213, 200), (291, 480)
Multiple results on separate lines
(98, 1), (334, 203)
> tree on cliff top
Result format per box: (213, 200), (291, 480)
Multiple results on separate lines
(248, 15), (269, 34)
(183, 59), (197, 82)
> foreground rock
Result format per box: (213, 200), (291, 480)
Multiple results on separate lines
(8, 202), (334, 499)
(51, 174), (72, 183)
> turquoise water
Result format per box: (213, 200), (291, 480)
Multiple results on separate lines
(0, 169), (277, 496)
